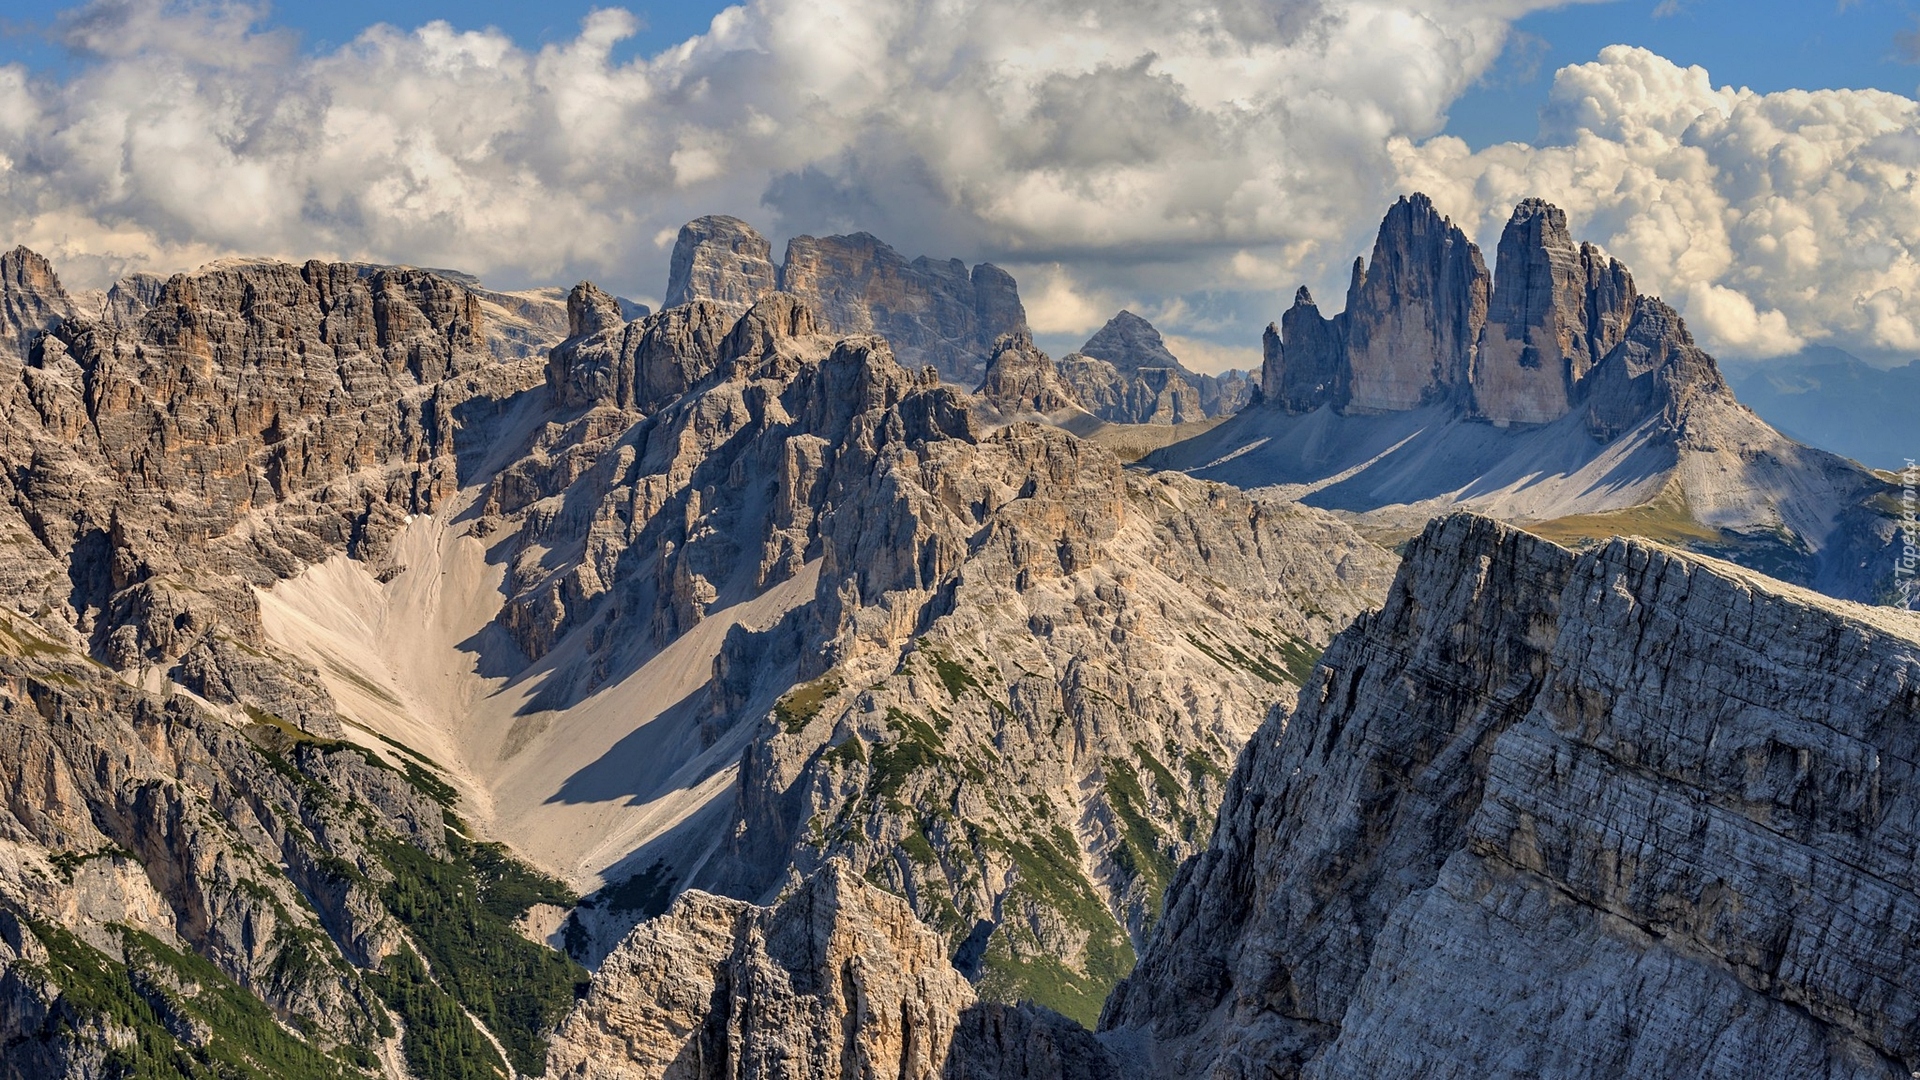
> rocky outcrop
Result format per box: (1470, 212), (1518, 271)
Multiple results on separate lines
(1194, 193), (1898, 605)
(548, 861), (974, 1078)
(472, 284), (1394, 1020)
(974, 332), (1087, 419)
(776, 233), (1028, 385)
(1581, 294), (1728, 440)
(1059, 311), (1249, 424)
(0, 247), (74, 365)
(1342, 194), (1491, 413)
(548, 861), (1118, 1079)
(1104, 513), (1920, 1079)
(1262, 288), (1347, 413)
(665, 215), (780, 309)
(1472, 199), (1638, 425)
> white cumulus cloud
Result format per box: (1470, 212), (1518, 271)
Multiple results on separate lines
(1394, 45), (1920, 359)
(0, 3), (1915, 366)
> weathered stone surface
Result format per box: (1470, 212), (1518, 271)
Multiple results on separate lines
(777, 232), (1028, 384)
(547, 861), (975, 1079)
(0, 247), (74, 365)
(974, 332), (1085, 418)
(665, 215), (779, 309)
(1580, 294), (1727, 440)
(1066, 311), (1247, 423)
(1261, 287), (1348, 413)
(1105, 513), (1920, 1079)
(1341, 194), (1490, 413)
(1472, 199), (1638, 425)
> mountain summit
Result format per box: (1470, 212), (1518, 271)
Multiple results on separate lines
(1157, 193), (1900, 606)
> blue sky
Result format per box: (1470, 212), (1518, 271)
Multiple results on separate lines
(6, 0), (1915, 147)
(0, 1), (1916, 366)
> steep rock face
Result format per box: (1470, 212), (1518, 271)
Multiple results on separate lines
(1185, 194), (1899, 606)
(776, 234), (1028, 385)
(1581, 294), (1728, 440)
(1262, 288), (1347, 413)
(547, 861), (973, 1079)
(1104, 514), (1920, 1079)
(665, 215), (780, 309)
(471, 288), (1393, 1020)
(1066, 311), (1247, 423)
(1340, 194), (1490, 413)
(0, 247), (75, 365)
(1472, 199), (1638, 425)
(547, 861), (1117, 1079)
(974, 332), (1088, 420)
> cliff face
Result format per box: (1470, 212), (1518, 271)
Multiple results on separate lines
(1104, 514), (1920, 1079)
(1259, 194), (1649, 426)
(548, 861), (1116, 1080)
(665, 217), (1029, 385)
(1059, 311), (1249, 425)
(470, 286), (1394, 1020)
(1340, 194), (1490, 413)
(1473, 199), (1638, 425)
(665, 215), (780, 309)
(1175, 193), (1899, 607)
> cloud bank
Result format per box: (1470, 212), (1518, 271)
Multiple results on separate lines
(0, 1), (1915, 366)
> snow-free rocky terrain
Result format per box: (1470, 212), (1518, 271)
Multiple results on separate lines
(1150, 195), (1903, 604)
(0, 192), (1913, 1080)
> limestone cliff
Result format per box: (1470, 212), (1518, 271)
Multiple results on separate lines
(665, 215), (780, 309)
(1104, 513), (1920, 1079)
(470, 287), (1394, 1021)
(1060, 311), (1248, 424)
(1175, 193), (1900, 607)
(662, 216), (1029, 385)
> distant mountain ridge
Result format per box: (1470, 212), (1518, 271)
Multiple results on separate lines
(1149, 194), (1904, 607)
(1724, 346), (1919, 472)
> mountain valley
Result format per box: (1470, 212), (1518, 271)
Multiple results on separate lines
(0, 190), (1913, 1080)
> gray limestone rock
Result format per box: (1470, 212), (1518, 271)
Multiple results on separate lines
(664, 214), (779, 309)
(778, 232), (1029, 384)
(1472, 198), (1638, 425)
(0, 247), (75, 366)
(1104, 513), (1920, 1080)
(1341, 194), (1490, 413)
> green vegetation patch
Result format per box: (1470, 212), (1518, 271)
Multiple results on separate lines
(369, 945), (506, 1080)
(774, 673), (844, 734)
(926, 650), (981, 700)
(13, 915), (374, 1080)
(373, 832), (585, 1076)
(1103, 759), (1177, 915)
(976, 824), (1136, 1027)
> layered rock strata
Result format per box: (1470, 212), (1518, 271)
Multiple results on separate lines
(1260, 193), (1643, 424)
(1059, 311), (1251, 424)
(1104, 513), (1920, 1079)
(485, 286), (1394, 1019)
(548, 861), (1117, 1079)
(664, 217), (1029, 385)
(665, 215), (780, 309)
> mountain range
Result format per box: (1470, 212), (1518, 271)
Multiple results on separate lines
(0, 191), (1913, 1080)
(1723, 347), (1919, 473)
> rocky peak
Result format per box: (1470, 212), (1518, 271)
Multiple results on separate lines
(1341, 193), (1490, 413)
(546, 860), (1116, 1079)
(1, 245), (75, 364)
(664, 213), (779, 309)
(565, 280), (626, 339)
(1471, 198), (1640, 425)
(975, 330), (1084, 418)
(1078, 310), (1181, 373)
(1265, 284), (1349, 413)
(1106, 512), (1920, 1078)
(1058, 309), (1249, 424)
(1580, 294), (1730, 440)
